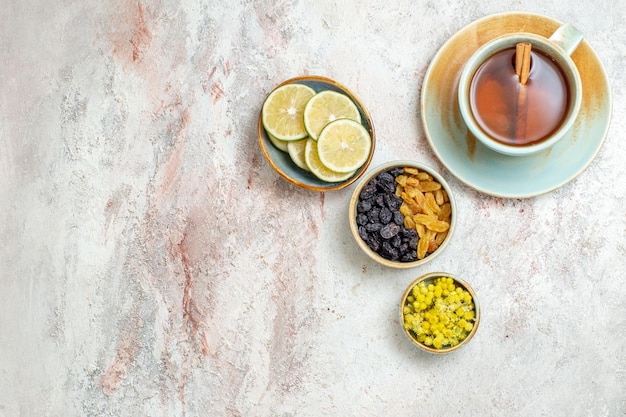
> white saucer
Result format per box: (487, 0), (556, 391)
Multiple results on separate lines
(421, 12), (612, 198)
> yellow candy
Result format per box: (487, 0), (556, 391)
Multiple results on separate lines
(403, 276), (476, 349)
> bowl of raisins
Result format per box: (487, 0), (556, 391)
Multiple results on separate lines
(348, 161), (456, 268)
(400, 272), (480, 354)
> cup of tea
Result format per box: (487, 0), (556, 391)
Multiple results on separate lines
(458, 23), (584, 156)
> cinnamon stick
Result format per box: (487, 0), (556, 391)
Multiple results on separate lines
(515, 42), (532, 85)
(514, 42), (532, 141)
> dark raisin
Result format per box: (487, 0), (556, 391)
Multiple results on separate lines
(367, 207), (380, 223)
(380, 223), (400, 239)
(378, 171), (395, 183)
(357, 199), (373, 213)
(385, 194), (402, 211)
(379, 207), (392, 224)
(356, 213), (369, 226)
(358, 226), (369, 241)
(365, 222), (383, 232)
(360, 183), (376, 200)
(401, 228), (418, 248)
(366, 238), (381, 252)
(389, 167), (404, 177)
(378, 172), (396, 193)
(381, 241), (399, 260)
(393, 210), (404, 225)
(400, 251), (418, 262)
(374, 194), (385, 207)
(399, 242), (409, 255)
(390, 234), (402, 248)
(384, 182), (396, 193)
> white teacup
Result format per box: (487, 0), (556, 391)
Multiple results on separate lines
(458, 23), (583, 156)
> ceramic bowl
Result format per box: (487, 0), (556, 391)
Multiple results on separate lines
(258, 75), (375, 192)
(400, 272), (480, 354)
(348, 160), (456, 268)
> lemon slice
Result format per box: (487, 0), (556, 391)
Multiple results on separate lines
(287, 138), (310, 171)
(262, 83), (316, 141)
(303, 90), (362, 140)
(267, 131), (289, 152)
(304, 138), (356, 182)
(316, 119), (372, 173)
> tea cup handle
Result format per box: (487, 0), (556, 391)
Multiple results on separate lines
(549, 23), (584, 55)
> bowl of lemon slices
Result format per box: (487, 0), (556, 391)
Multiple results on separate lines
(258, 76), (376, 191)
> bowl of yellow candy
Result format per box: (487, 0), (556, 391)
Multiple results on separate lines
(400, 272), (480, 353)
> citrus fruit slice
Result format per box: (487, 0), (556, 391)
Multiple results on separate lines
(262, 83), (316, 141)
(304, 138), (356, 182)
(287, 138), (310, 172)
(303, 90), (362, 140)
(267, 131), (289, 152)
(316, 119), (372, 173)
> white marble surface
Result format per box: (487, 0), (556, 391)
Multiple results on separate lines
(1, 1), (625, 416)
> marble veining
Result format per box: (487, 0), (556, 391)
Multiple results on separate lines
(1, 0), (625, 416)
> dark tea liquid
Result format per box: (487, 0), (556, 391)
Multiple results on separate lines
(469, 47), (570, 146)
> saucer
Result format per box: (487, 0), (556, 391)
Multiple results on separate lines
(421, 12), (612, 198)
